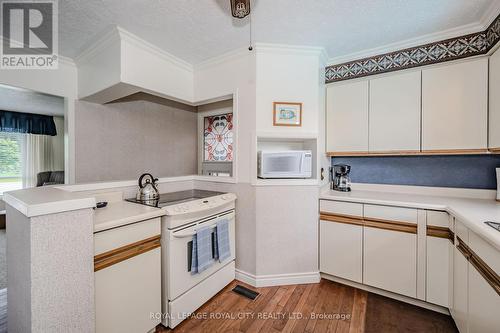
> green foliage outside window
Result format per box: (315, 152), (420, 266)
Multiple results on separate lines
(0, 134), (21, 178)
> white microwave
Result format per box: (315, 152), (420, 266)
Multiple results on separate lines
(258, 150), (312, 179)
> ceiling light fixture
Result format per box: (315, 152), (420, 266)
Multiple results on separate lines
(230, 0), (251, 19)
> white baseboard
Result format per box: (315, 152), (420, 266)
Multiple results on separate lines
(321, 273), (450, 315)
(235, 269), (320, 288)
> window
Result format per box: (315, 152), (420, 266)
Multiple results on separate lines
(0, 132), (23, 194)
(203, 113), (233, 162)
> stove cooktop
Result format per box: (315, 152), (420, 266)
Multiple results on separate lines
(485, 221), (500, 232)
(126, 189), (224, 208)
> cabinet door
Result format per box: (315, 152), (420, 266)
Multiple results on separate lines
(426, 237), (450, 307)
(363, 227), (417, 297)
(453, 242), (469, 333)
(320, 220), (363, 283)
(426, 211), (450, 307)
(490, 47), (500, 150)
(326, 80), (369, 153)
(422, 58), (488, 151)
(468, 264), (500, 333)
(95, 248), (161, 333)
(369, 71), (421, 152)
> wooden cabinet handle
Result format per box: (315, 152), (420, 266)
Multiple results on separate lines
(94, 235), (161, 272)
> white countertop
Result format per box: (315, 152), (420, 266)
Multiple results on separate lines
(94, 201), (166, 233)
(320, 189), (500, 251)
(2, 187), (96, 217)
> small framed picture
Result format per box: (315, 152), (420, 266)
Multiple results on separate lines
(273, 102), (302, 127)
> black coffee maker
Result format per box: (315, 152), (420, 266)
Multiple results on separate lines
(330, 164), (351, 192)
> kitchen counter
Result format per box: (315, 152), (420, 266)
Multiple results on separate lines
(320, 189), (500, 251)
(94, 200), (166, 232)
(2, 187), (96, 217)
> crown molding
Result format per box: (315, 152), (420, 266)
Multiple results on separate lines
(480, 0), (500, 28)
(194, 47), (252, 71)
(74, 26), (121, 65)
(255, 42), (328, 58)
(327, 21), (485, 65)
(75, 25), (193, 72)
(58, 55), (77, 68)
(115, 26), (193, 72)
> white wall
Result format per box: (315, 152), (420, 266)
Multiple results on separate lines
(255, 186), (319, 275)
(251, 45), (325, 280)
(255, 46), (322, 134)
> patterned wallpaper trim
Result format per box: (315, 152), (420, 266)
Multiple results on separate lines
(325, 13), (500, 83)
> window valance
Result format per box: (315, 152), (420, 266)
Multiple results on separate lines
(0, 110), (57, 136)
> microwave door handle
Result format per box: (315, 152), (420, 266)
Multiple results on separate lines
(300, 154), (304, 173)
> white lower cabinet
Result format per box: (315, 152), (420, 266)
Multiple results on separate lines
(363, 227), (417, 298)
(320, 200), (500, 332)
(426, 211), (450, 307)
(94, 218), (162, 333)
(320, 220), (363, 283)
(426, 236), (450, 307)
(468, 265), (500, 333)
(452, 226), (469, 333)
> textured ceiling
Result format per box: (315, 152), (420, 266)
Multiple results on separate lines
(59, 0), (497, 64)
(0, 85), (64, 116)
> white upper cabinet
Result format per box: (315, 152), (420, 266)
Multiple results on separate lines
(489, 47), (500, 151)
(326, 80), (369, 152)
(422, 58), (488, 152)
(369, 71), (421, 152)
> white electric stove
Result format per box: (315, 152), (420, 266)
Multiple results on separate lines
(129, 190), (237, 329)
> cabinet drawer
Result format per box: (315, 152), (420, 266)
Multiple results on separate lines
(320, 220), (363, 283)
(364, 204), (418, 224)
(320, 200), (363, 218)
(94, 217), (161, 255)
(427, 211), (449, 227)
(468, 231), (500, 275)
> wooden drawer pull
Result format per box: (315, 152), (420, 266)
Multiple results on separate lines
(427, 225), (453, 241)
(363, 217), (417, 234)
(456, 237), (500, 296)
(94, 235), (161, 272)
(320, 212), (363, 226)
(320, 213), (417, 234)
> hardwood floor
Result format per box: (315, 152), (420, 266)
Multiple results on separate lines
(156, 279), (458, 333)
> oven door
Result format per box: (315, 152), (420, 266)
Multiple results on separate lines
(165, 211), (235, 301)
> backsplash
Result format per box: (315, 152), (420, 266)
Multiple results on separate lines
(331, 155), (500, 189)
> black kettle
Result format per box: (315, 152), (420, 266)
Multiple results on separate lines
(136, 173), (160, 201)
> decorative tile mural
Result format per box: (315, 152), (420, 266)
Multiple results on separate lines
(204, 113), (233, 162)
(325, 13), (500, 83)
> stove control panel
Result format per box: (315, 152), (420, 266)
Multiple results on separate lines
(163, 193), (237, 216)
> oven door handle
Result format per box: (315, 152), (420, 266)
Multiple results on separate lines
(173, 224), (217, 238)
